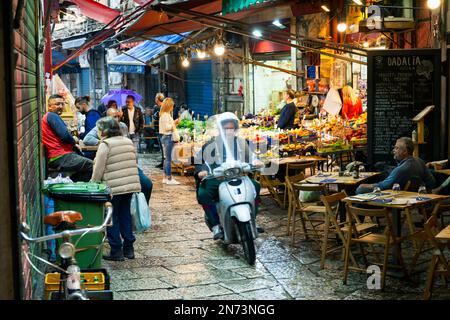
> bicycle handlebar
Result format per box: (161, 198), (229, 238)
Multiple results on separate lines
(20, 202), (113, 244)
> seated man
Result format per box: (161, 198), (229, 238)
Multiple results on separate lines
(42, 94), (93, 182)
(83, 108), (153, 203)
(194, 112), (263, 240)
(356, 137), (435, 194)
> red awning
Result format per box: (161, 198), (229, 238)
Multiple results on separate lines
(70, 0), (120, 25)
(126, 0), (270, 37)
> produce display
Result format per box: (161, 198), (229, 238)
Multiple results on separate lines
(175, 110), (367, 160)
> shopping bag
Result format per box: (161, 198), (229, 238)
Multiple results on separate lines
(172, 127), (180, 142)
(130, 192), (151, 233)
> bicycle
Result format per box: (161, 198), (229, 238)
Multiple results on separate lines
(20, 202), (113, 300)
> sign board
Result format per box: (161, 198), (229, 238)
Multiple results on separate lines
(367, 49), (445, 164)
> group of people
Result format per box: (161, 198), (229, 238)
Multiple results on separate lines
(42, 91), (193, 261)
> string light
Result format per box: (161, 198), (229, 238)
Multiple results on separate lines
(337, 22), (347, 33)
(197, 49), (206, 59)
(181, 56), (190, 67)
(214, 43), (225, 56)
(427, 0), (441, 10)
(363, 41), (369, 48)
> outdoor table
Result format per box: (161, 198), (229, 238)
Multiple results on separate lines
(435, 169), (450, 176)
(317, 146), (367, 171)
(436, 225), (450, 242)
(343, 191), (450, 265)
(272, 155), (327, 166)
(299, 171), (382, 221)
(79, 141), (98, 152)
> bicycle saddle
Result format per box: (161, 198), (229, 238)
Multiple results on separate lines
(44, 211), (83, 226)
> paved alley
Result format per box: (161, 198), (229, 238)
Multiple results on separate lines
(104, 153), (450, 300)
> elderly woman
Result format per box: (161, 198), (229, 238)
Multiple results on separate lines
(91, 116), (141, 261)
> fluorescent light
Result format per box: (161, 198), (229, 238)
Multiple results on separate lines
(273, 19), (283, 27)
(427, 0), (441, 9)
(353, 0), (363, 5)
(321, 5), (330, 12)
(337, 23), (347, 32)
(252, 29), (262, 37)
(214, 43), (225, 56)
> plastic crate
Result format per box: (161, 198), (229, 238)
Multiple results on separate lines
(44, 271), (106, 300)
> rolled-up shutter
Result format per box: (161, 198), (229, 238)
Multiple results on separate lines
(12, 0), (43, 299)
(185, 60), (213, 117)
(79, 68), (91, 96)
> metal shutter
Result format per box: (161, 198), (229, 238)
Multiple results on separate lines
(79, 68), (91, 96)
(12, 0), (43, 299)
(185, 60), (213, 117)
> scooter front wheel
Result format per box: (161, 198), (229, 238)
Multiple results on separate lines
(237, 221), (256, 265)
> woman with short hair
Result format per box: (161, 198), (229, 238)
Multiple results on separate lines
(91, 116), (141, 261)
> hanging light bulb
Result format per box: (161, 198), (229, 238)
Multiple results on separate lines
(352, 0), (363, 5)
(197, 48), (206, 59)
(252, 29), (262, 38)
(321, 5), (330, 12)
(214, 43), (225, 56)
(181, 55), (190, 67)
(363, 41), (369, 48)
(337, 22), (347, 33)
(427, 0), (441, 9)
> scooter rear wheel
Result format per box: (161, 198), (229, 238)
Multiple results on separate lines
(237, 221), (256, 265)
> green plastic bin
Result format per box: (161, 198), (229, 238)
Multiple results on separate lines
(44, 182), (111, 269)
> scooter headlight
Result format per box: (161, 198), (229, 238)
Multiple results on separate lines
(59, 242), (76, 259)
(224, 167), (241, 178)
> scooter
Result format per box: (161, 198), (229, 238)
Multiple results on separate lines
(204, 161), (259, 265)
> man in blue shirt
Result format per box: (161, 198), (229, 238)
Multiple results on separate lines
(75, 96), (101, 139)
(356, 137), (435, 194)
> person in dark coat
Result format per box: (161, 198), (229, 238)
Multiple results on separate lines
(277, 89), (297, 130)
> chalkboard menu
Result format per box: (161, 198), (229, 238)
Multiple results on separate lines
(367, 49), (444, 164)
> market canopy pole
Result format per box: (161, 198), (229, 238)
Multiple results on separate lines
(225, 51), (303, 77)
(154, 4), (367, 65)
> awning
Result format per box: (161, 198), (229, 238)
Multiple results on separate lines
(107, 33), (190, 74)
(222, 0), (274, 15)
(52, 51), (80, 74)
(125, 0), (270, 37)
(70, 0), (120, 25)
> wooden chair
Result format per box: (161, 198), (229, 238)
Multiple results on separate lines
(283, 161), (315, 206)
(343, 204), (408, 290)
(259, 174), (286, 208)
(284, 172), (306, 235)
(288, 182), (328, 244)
(423, 216), (450, 300)
(320, 191), (377, 269)
(402, 176), (427, 245)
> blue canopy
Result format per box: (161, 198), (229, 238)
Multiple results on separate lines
(52, 51), (81, 74)
(108, 32), (190, 74)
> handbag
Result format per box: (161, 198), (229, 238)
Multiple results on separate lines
(172, 127), (180, 142)
(130, 192), (151, 233)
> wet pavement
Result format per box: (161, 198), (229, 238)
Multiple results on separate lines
(103, 152), (450, 300)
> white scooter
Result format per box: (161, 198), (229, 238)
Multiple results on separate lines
(203, 160), (259, 265)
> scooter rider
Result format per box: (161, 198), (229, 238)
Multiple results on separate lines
(194, 112), (263, 240)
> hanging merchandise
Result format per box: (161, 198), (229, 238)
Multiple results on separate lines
(50, 74), (78, 121)
(323, 88), (342, 116)
(330, 60), (348, 88)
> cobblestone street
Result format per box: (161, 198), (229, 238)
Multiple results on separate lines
(103, 153), (450, 300)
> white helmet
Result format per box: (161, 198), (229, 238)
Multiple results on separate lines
(217, 112), (239, 130)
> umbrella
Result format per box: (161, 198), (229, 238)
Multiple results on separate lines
(100, 89), (142, 107)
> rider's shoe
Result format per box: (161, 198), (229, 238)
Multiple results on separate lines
(123, 246), (135, 259)
(103, 250), (125, 261)
(256, 225), (265, 233)
(212, 225), (224, 240)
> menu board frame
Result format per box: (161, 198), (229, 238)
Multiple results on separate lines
(367, 49), (444, 165)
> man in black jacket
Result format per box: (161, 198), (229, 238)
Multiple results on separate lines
(121, 95), (144, 146)
(152, 92), (165, 168)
